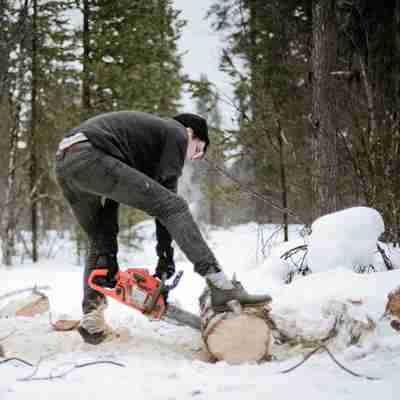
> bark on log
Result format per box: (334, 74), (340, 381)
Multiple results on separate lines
(199, 288), (272, 364)
(385, 286), (400, 332)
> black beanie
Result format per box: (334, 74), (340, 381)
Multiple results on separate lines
(173, 113), (210, 154)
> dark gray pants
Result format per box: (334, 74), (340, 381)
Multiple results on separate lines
(55, 142), (219, 312)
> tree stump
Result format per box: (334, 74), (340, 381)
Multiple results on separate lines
(199, 287), (272, 364)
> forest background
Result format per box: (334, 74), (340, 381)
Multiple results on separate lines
(0, 0), (399, 266)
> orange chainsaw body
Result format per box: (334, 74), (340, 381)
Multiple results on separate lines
(88, 268), (166, 319)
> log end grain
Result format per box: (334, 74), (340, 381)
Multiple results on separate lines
(205, 313), (271, 364)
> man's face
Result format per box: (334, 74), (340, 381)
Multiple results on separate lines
(186, 129), (205, 161)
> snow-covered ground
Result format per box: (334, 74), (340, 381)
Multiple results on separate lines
(1, 208), (400, 399)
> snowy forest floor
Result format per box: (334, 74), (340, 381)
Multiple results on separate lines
(1, 220), (399, 399)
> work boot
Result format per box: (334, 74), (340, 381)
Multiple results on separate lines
(92, 254), (119, 288)
(206, 271), (272, 312)
(77, 304), (113, 345)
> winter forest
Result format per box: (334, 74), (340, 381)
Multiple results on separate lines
(1, 1), (400, 398)
(0, 0), (398, 264)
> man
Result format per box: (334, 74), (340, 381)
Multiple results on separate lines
(55, 111), (271, 344)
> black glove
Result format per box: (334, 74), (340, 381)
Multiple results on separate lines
(154, 247), (175, 280)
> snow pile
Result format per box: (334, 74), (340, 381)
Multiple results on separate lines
(308, 207), (385, 273)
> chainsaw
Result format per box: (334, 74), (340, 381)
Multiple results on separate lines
(88, 268), (201, 331)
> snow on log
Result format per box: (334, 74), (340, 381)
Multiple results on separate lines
(0, 289), (49, 318)
(199, 288), (272, 364)
(266, 299), (376, 355)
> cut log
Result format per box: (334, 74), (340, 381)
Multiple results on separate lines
(199, 287), (272, 364)
(0, 289), (49, 318)
(51, 319), (80, 331)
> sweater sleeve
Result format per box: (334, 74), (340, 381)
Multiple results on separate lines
(154, 125), (187, 256)
(155, 125), (187, 188)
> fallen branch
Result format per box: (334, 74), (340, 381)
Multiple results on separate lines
(280, 344), (380, 381)
(0, 285), (51, 302)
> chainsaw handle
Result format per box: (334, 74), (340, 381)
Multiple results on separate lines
(88, 269), (116, 296)
(144, 272), (167, 313)
(168, 270), (183, 291)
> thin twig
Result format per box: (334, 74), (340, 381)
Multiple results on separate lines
(18, 360), (125, 381)
(280, 344), (380, 381)
(204, 158), (304, 224)
(280, 345), (322, 373)
(0, 357), (34, 367)
(18, 356), (46, 381)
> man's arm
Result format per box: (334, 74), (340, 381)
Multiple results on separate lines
(153, 124), (187, 277)
(154, 124), (186, 255)
(154, 181), (177, 279)
(154, 175), (179, 278)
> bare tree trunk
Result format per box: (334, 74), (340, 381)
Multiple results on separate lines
(311, 0), (338, 219)
(0, 0), (9, 103)
(81, 0), (91, 119)
(277, 120), (288, 241)
(29, 0), (38, 262)
(2, 97), (18, 266)
(157, 0), (169, 115)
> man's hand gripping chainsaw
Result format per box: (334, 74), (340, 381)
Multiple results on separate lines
(88, 268), (200, 330)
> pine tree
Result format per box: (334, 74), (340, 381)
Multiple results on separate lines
(79, 0), (184, 116)
(8, 0), (80, 262)
(208, 0), (312, 224)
